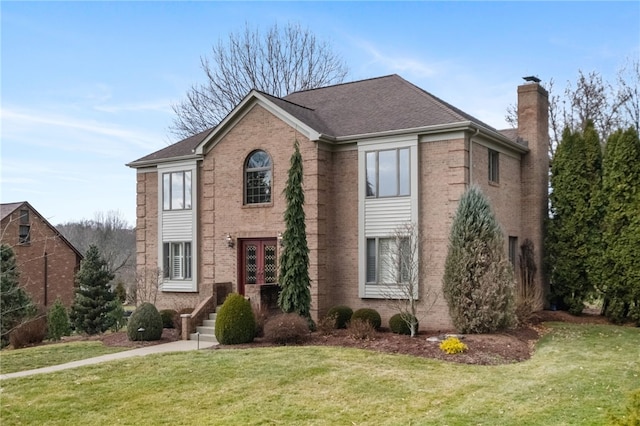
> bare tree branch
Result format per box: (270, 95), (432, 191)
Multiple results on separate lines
(169, 22), (349, 139)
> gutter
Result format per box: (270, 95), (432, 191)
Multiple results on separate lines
(125, 153), (202, 169)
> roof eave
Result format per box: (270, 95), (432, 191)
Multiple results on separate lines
(126, 154), (202, 169)
(326, 121), (529, 153)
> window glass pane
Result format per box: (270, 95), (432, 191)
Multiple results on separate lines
(163, 243), (170, 278)
(399, 237), (411, 282)
(264, 244), (277, 283)
(163, 174), (171, 210)
(20, 210), (29, 224)
(366, 152), (377, 197)
(366, 239), (376, 283)
(185, 242), (192, 279)
(399, 148), (410, 196)
(171, 243), (184, 279)
(19, 225), (30, 243)
(171, 172), (184, 209)
(247, 151), (271, 169)
(378, 150), (398, 197)
(184, 171), (192, 209)
(246, 244), (257, 284)
(378, 238), (395, 283)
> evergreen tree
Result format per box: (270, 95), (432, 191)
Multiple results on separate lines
(70, 245), (117, 334)
(442, 185), (515, 333)
(547, 123), (602, 314)
(277, 139), (312, 321)
(0, 244), (35, 345)
(600, 127), (640, 324)
(47, 298), (71, 341)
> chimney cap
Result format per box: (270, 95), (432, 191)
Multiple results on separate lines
(523, 76), (541, 83)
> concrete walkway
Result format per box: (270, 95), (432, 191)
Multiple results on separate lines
(0, 340), (218, 380)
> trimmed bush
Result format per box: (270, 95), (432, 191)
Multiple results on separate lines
(47, 299), (71, 341)
(351, 308), (381, 330)
(159, 309), (178, 329)
(263, 313), (310, 344)
(214, 293), (255, 345)
(10, 316), (47, 349)
(326, 305), (353, 329)
(347, 318), (376, 340)
(317, 314), (337, 336)
(127, 303), (163, 341)
(389, 313), (418, 335)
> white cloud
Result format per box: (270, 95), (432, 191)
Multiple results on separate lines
(353, 38), (439, 78)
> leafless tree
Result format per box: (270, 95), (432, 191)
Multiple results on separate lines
(170, 22), (349, 138)
(381, 223), (438, 337)
(132, 266), (162, 305)
(506, 61), (639, 158)
(57, 211), (134, 276)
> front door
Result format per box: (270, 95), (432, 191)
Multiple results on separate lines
(239, 239), (278, 295)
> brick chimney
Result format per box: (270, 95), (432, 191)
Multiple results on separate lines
(517, 80), (549, 306)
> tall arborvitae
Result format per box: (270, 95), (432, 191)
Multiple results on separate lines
(277, 139), (312, 321)
(0, 244), (34, 345)
(547, 123), (602, 314)
(70, 245), (117, 334)
(600, 127), (640, 324)
(442, 185), (515, 333)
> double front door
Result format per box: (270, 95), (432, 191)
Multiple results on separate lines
(239, 239), (277, 295)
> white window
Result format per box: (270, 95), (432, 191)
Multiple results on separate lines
(163, 242), (192, 280)
(366, 237), (410, 285)
(365, 148), (410, 197)
(245, 150), (272, 205)
(163, 171), (192, 210)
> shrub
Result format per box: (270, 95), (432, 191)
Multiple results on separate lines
(115, 280), (127, 304)
(159, 309), (178, 329)
(109, 300), (126, 332)
(326, 305), (352, 329)
(442, 185), (515, 333)
(127, 303), (163, 341)
(317, 313), (337, 336)
(47, 299), (71, 341)
(389, 313), (418, 335)
(263, 313), (310, 344)
(214, 293), (255, 345)
(347, 318), (376, 340)
(351, 308), (381, 330)
(10, 316), (47, 349)
(439, 336), (468, 355)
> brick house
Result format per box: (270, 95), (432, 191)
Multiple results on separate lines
(1, 202), (83, 309)
(128, 74), (548, 331)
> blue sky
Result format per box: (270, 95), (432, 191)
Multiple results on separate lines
(2, 1), (638, 226)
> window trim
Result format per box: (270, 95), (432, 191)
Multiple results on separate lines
(244, 150), (273, 205)
(162, 170), (192, 211)
(365, 147), (411, 198)
(488, 149), (500, 183)
(19, 224), (30, 245)
(163, 241), (192, 280)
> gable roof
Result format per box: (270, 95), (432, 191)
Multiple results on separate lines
(128, 74), (523, 167)
(0, 201), (84, 259)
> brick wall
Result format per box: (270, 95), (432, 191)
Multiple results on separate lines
(1, 206), (80, 309)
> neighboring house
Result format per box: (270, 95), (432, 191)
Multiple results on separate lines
(1, 202), (83, 309)
(127, 74), (548, 330)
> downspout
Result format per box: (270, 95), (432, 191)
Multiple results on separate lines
(44, 252), (48, 306)
(469, 127), (480, 187)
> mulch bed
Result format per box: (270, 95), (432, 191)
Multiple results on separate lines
(58, 310), (614, 366)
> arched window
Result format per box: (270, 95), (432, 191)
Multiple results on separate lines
(245, 150), (272, 204)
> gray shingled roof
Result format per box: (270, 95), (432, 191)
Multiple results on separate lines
(1, 202), (25, 221)
(129, 74), (505, 166)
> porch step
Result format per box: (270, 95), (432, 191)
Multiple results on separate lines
(189, 312), (218, 343)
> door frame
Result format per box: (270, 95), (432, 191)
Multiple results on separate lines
(237, 238), (278, 296)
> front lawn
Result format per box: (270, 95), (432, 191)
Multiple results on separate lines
(0, 342), (126, 374)
(1, 323), (638, 425)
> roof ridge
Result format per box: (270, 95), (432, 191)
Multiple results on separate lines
(286, 74), (399, 96)
(257, 90), (316, 112)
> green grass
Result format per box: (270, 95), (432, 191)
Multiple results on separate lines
(1, 323), (638, 425)
(0, 342), (126, 374)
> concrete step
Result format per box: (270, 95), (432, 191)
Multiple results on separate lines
(196, 325), (215, 335)
(189, 332), (217, 343)
(202, 319), (216, 327)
